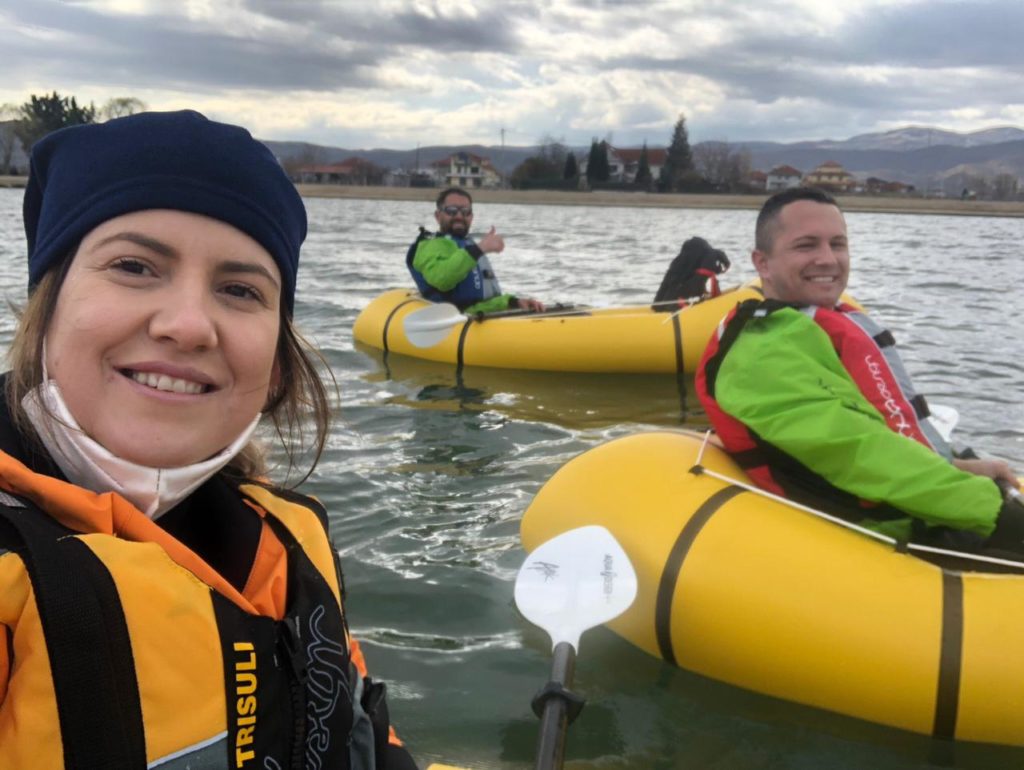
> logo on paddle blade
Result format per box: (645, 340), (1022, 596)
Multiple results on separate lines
(601, 553), (617, 600)
(529, 560), (559, 581)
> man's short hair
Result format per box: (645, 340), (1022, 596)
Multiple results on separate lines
(436, 186), (473, 208)
(755, 187), (839, 252)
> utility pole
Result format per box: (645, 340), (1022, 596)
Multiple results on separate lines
(499, 127), (506, 188)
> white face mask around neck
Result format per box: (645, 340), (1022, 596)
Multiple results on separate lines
(21, 371), (261, 520)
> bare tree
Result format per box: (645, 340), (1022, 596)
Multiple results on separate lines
(537, 134), (568, 170)
(693, 142), (752, 192)
(963, 173), (991, 200)
(100, 97), (147, 121)
(693, 142), (732, 190)
(992, 173), (1020, 201)
(281, 145), (328, 180)
(511, 135), (571, 189)
(730, 148), (752, 191)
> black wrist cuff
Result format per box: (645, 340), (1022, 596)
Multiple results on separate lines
(988, 496), (1024, 549)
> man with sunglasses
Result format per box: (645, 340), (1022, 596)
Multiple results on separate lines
(407, 187), (545, 314)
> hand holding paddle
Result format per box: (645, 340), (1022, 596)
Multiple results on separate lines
(514, 526), (638, 770)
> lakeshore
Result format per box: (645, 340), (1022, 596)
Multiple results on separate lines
(5, 175), (1024, 217)
(296, 184), (1024, 218)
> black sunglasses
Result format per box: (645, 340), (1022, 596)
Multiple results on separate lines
(439, 205), (473, 217)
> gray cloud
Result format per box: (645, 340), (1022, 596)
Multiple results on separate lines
(598, 0), (1023, 135)
(6, 0), (382, 91)
(843, 1), (1024, 68)
(3, 0), (1023, 146)
(242, 0), (526, 53)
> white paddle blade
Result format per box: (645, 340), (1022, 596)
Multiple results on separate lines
(515, 525), (638, 651)
(403, 303), (467, 348)
(928, 403), (960, 443)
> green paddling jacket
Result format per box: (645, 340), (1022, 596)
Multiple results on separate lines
(699, 304), (1001, 543)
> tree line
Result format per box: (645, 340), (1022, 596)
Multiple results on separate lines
(6, 95), (1020, 200)
(0, 92), (147, 174)
(509, 113), (754, 194)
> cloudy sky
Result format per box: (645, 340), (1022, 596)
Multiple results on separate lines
(4, 0), (1023, 150)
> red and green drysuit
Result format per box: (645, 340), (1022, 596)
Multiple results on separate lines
(696, 300), (1002, 543)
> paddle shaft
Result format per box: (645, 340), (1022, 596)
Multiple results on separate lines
(534, 641), (576, 770)
(404, 295), (718, 347)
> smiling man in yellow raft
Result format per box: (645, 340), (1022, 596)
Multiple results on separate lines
(696, 186), (1024, 563)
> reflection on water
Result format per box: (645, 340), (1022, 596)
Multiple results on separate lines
(2, 188), (1023, 768)
(357, 341), (698, 430)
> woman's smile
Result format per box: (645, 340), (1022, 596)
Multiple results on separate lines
(121, 363), (216, 395)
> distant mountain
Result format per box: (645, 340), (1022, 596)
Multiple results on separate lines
(262, 125), (1024, 196)
(262, 140), (544, 178)
(758, 125), (1024, 152)
(735, 136), (1024, 193)
(4, 121), (1022, 197)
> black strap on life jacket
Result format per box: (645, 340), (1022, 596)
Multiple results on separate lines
(702, 305), (806, 474)
(403, 226), (433, 270)
(702, 298), (792, 398)
(406, 227), (458, 305)
(0, 497), (146, 770)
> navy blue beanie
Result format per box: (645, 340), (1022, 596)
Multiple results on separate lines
(23, 110), (306, 313)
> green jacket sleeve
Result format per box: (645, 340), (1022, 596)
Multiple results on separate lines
(464, 295), (516, 314)
(412, 237), (479, 291)
(715, 309), (1001, 536)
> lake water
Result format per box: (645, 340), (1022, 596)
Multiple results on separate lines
(2, 187), (1023, 769)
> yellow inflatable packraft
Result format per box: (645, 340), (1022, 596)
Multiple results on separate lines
(353, 287), (766, 374)
(520, 430), (1024, 747)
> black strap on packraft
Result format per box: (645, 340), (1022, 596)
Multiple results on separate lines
(0, 494), (146, 769)
(652, 236), (731, 310)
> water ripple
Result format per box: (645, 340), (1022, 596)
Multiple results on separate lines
(351, 627), (523, 654)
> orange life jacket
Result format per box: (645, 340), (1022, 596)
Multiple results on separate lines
(0, 447), (399, 770)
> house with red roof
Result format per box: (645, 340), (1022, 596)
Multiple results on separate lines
(865, 177), (914, 195)
(608, 146), (667, 183)
(766, 165), (802, 191)
(803, 161), (858, 193)
(577, 144), (668, 184)
(432, 151), (502, 189)
(296, 157), (383, 185)
(747, 170), (768, 191)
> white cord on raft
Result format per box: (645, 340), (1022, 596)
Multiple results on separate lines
(693, 431), (1024, 571)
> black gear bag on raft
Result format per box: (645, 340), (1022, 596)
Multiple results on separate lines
(652, 236), (731, 310)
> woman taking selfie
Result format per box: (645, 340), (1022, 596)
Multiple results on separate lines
(0, 111), (417, 769)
